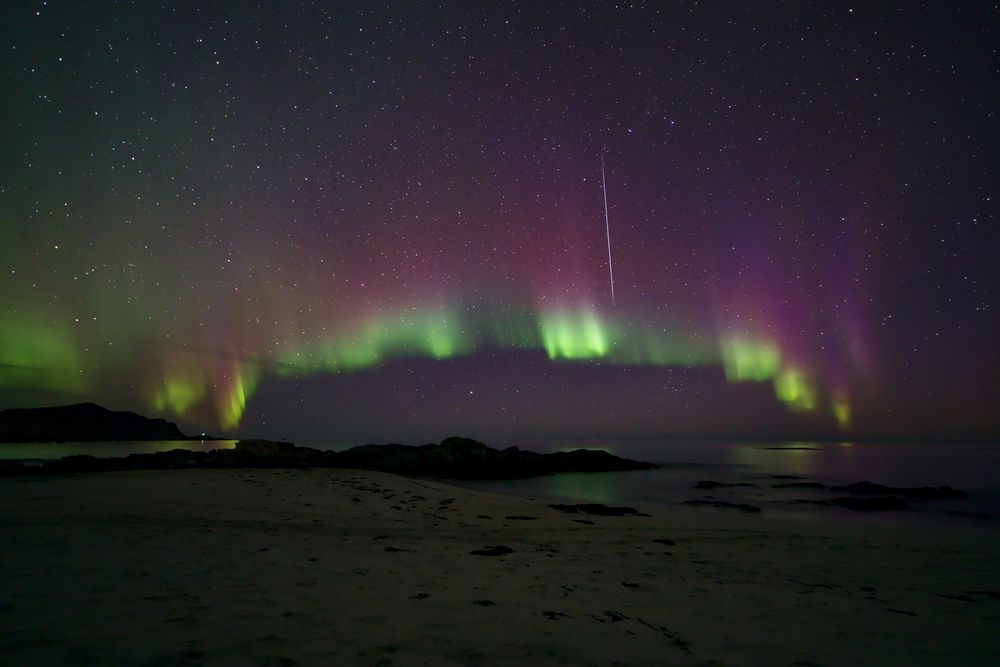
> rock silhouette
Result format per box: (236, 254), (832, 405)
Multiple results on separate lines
(0, 436), (656, 480)
(829, 481), (966, 500)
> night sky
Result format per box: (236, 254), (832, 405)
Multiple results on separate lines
(1, 2), (996, 445)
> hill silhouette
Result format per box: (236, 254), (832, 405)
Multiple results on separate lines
(0, 403), (187, 442)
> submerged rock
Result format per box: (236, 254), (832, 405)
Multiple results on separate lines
(800, 496), (909, 512)
(773, 481), (828, 489)
(830, 481), (966, 500)
(683, 499), (762, 514)
(694, 480), (754, 490)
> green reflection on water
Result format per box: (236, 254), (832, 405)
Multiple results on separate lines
(728, 442), (821, 477)
(535, 472), (625, 504)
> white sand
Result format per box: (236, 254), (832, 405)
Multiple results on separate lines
(1, 468), (998, 665)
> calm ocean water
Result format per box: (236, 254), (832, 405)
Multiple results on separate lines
(3, 437), (998, 524)
(453, 439), (1000, 525)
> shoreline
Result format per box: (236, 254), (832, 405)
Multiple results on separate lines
(2, 467), (999, 665)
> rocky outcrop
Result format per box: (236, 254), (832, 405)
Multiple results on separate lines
(694, 480), (754, 490)
(772, 481), (828, 489)
(333, 437), (655, 479)
(829, 481), (966, 500)
(0, 437), (656, 480)
(0, 403), (187, 442)
(683, 499), (762, 513)
(799, 496), (910, 512)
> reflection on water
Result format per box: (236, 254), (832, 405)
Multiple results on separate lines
(0, 440), (238, 460)
(535, 472), (625, 505)
(500, 438), (1000, 492)
(729, 443), (820, 477)
(457, 439), (1000, 525)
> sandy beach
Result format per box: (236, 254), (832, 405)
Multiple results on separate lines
(1, 468), (998, 666)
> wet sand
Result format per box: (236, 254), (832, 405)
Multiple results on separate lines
(1, 468), (998, 665)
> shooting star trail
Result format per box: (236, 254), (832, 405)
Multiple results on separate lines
(601, 154), (616, 304)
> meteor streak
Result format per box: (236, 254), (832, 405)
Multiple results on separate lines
(601, 154), (616, 304)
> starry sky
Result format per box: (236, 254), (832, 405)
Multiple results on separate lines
(1, 2), (997, 445)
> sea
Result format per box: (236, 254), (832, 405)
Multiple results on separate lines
(453, 438), (1000, 528)
(3, 437), (998, 526)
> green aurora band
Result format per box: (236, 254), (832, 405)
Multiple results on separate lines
(0, 306), (848, 430)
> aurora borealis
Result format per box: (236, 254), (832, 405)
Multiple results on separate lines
(1, 2), (996, 444)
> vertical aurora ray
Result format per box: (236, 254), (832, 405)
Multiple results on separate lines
(773, 367), (818, 412)
(218, 362), (259, 430)
(149, 367), (207, 416)
(718, 334), (852, 427)
(832, 393), (852, 428)
(538, 308), (609, 360)
(151, 376), (205, 415)
(720, 338), (782, 382)
(276, 304), (473, 374)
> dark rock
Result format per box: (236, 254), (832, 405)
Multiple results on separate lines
(234, 440), (298, 457)
(760, 446), (816, 450)
(683, 499), (761, 513)
(505, 515), (538, 520)
(652, 538), (676, 546)
(829, 481), (966, 500)
(333, 437), (656, 479)
(472, 599), (496, 606)
(470, 545), (513, 556)
(409, 593), (430, 600)
(818, 496), (908, 511)
(694, 480), (754, 490)
(572, 519), (595, 525)
(0, 403), (186, 442)
(2, 434), (656, 481)
(542, 611), (571, 620)
(621, 582), (640, 589)
(773, 482), (828, 489)
(548, 503), (642, 517)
